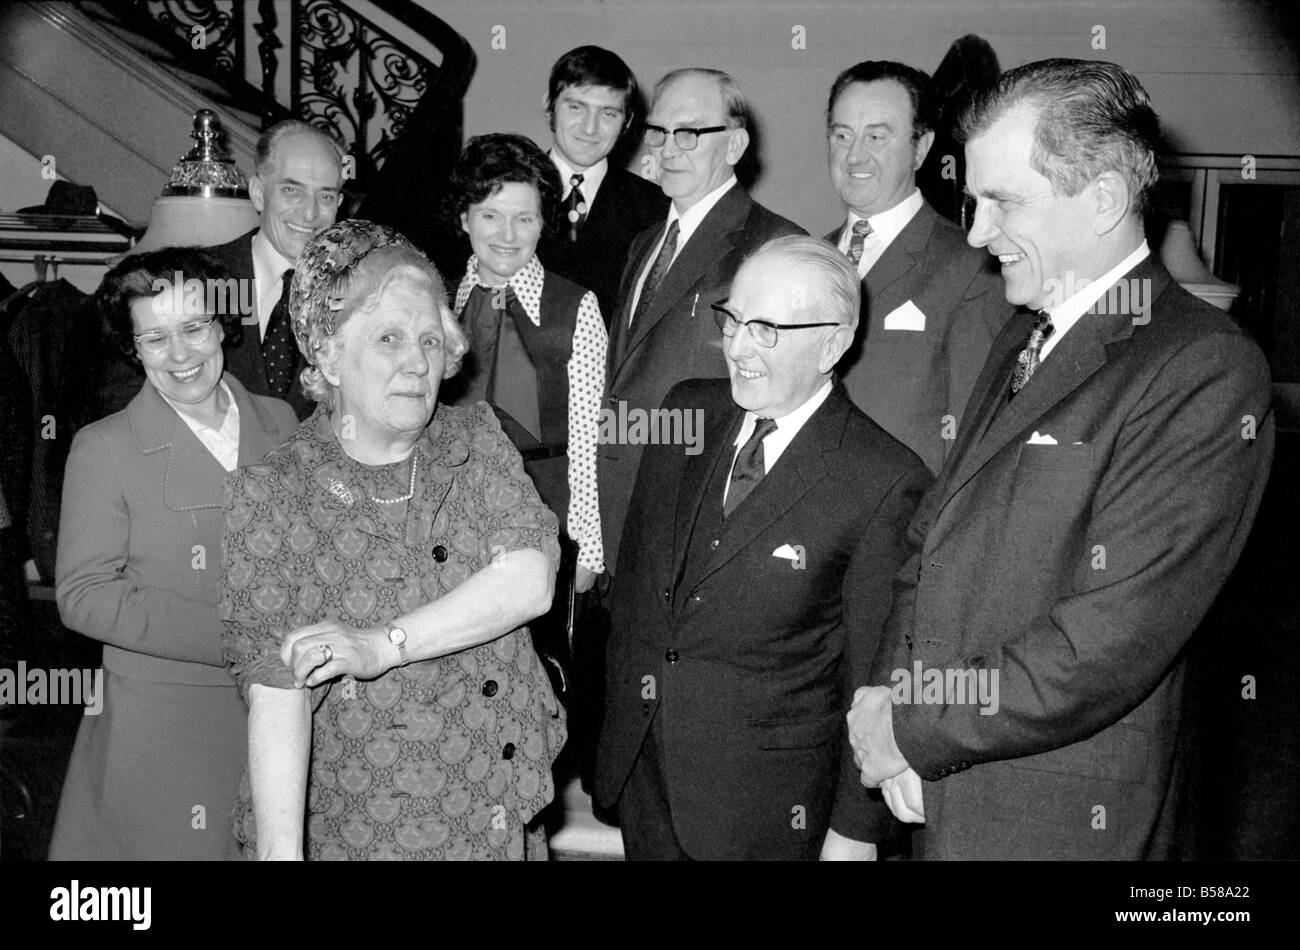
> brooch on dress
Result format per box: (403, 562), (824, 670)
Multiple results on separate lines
(327, 478), (356, 507)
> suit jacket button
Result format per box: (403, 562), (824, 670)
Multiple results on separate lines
(432, 545), (448, 562)
(665, 649), (678, 664)
(481, 680), (498, 698)
(502, 742), (516, 760)
(691, 595), (701, 603)
(662, 587), (670, 600)
(710, 538), (719, 550)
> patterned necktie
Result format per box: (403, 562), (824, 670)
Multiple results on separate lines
(846, 218), (873, 266)
(724, 418), (778, 518)
(262, 267), (296, 397)
(565, 174), (587, 243)
(1010, 312), (1055, 396)
(630, 219), (679, 328)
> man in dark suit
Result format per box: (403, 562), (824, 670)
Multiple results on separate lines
(595, 236), (929, 859)
(599, 68), (804, 574)
(536, 45), (668, 325)
(824, 61), (1010, 474)
(848, 58), (1275, 860)
(207, 119), (344, 419)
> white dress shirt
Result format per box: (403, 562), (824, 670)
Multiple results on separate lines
(628, 175), (739, 326)
(1040, 240), (1150, 362)
(159, 379), (241, 472)
(551, 150), (608, 204)
(454, 254), (609, 573)
(722, 378), (834, 507)
(250, 231), (296, 342)
(837, 188), (924, 278)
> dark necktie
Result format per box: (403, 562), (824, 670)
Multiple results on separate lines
(1010, 312), (1055, 396)
(630, 219), (679, 329)
(846, 219), (873, 266)
(565, 174), (587, 243)
(724, 418), (778, 518)
(262, 267), (296, 397)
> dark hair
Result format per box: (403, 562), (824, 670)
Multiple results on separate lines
(97, 247), (231, 366)
(444, 133), (562, 236)
(546, 45), (640, 129)
(825, 61), (938, 139)
(957, 58), (1161, 214)
(254, 119), (346, 178)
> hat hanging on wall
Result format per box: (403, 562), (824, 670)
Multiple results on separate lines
(126, 109), (260, 255)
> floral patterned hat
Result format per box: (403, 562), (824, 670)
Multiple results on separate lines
(288, 218), (433, 360)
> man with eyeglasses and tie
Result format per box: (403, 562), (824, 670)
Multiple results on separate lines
(208, 119), (345, 420)
(824, 61), (1009, 474)
(598, 68), (805, 581)
(536, 46), (667, 327)
(594, 235), (929, 860)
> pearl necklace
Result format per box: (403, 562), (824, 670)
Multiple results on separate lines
(370, 454), (418, 505)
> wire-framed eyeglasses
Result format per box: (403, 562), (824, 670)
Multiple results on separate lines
(133, 316), (219, 354)
(711, 301), (842, 348)
(643, 124), (728, 151)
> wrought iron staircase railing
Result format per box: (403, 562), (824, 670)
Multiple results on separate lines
(97, 0), (473, 190)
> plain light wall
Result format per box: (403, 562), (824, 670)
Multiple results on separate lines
(421, 0), (1300, 235)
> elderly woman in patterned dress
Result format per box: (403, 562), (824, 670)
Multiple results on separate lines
(220, 220), (566, 860)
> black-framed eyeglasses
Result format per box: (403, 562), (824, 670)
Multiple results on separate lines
(711, 301), (842, 349)
(643, 124), (728, 151)
(133, 316), (218, 353)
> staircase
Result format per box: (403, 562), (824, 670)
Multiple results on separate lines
(0, 0), (471, 227)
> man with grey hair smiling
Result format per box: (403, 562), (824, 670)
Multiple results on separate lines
(849, 58), (1273, 860)
(596, 235), (929, 860)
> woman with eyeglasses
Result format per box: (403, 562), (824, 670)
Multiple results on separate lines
(49, 247), (298, 859)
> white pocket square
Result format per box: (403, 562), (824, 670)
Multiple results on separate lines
(1026, 431), (1058, 445)
(772, 544), (800, 560)
(882, 300), (926, 331)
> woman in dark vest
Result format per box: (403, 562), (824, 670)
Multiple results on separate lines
(444, 133), (607, 597)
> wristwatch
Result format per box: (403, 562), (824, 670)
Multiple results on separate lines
(385, 621), (409, 665)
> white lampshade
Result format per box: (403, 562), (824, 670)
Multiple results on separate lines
(126, 195), (258, 254)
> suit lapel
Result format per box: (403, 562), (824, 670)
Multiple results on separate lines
(937, 260), (1163, 509)
(619, 187), (752, 373)
(229, 373), (289, 465)
(608, 226), (659, 377)
(679, 385), (846, 598)
(863, 203), (935, 303)
(127, 383), (228, 512)
(672, 400), (744, 601)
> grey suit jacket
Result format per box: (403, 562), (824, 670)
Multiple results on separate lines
(825, 201), (1011, 474)
(56, 374), (298, 685)
(869, 257), (1274, 859)
(600, 184), (804, 573)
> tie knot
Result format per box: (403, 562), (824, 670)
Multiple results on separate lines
(751, 417), (778, 442)
(570, 174), (584, 188)
(1033, 311), (1055, 339)
(851, 219), (873, 237)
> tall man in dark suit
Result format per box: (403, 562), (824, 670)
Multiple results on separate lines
(824, 61), (1010, 474)
(848, 58), (1275, 860)
(207, 120), (344, 419)
(599, 68), (804, 574)
(595, 236), (929, 859)
(536, 45), (668, 325)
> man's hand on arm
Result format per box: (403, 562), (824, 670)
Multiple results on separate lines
(847, 684), (909, 785)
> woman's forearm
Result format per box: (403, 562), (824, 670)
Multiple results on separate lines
(247, 684), (311, 860)
(400, 547), (554, 663)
